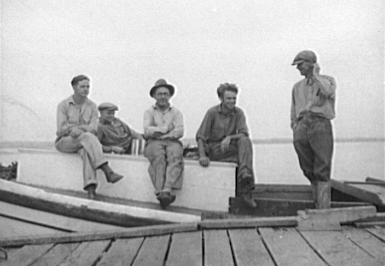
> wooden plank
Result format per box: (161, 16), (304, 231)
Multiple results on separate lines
(259, 228), (326, 266)
(0, 244), (53, 266)
(0, 179), (200, 226)
(344, 181), (385, 187)
(199, 216), (297, 229)
(58, 240), (110, 266)
(132, 235), (170, 266)
(354, 213), (385, 227)
(297, 206), (377, 231)
(300, 230), (383, 266)
(0, 201), (124, 232)
(204, 230), (233, 266)
(366, 177), (385, 184)
(97, 238), (144, 266)
(31, 243), (81, 266)
(366, 226), (385, 242)
(228, 229), (275, 266)
(166, 231), (202, 266)
(331, 179), (385, 206)
(0, 215), (64, 239)
(341, 226), (385, 263)
(0, 223), (198, 247)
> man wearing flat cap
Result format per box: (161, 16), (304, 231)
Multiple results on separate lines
(143, 79), (184, 209)
(55, 75), (124, 199)
(97, 102), (143, 154)
(290, 50), (336, 209)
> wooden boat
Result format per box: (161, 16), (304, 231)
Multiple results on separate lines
(0, 148), (384, 235)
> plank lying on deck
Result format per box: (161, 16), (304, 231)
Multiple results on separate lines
(0, 223), (198, 247)
(167, 231), (202, 266)
(300, 230), (384, 266)
(97, 238), (143, 266)
(132, 235), (170, 266)
(259, 228), (326, 266)
(342, 226), (385, 263)
(228, 229), (275, 266)
(204, 230), (233, 266)
(199, 216), (297, 229)
(366, 226), (385, 242)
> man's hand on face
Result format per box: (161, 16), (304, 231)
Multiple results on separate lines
(199, 156), (210, 167)
(111, 146), (125, 154)
(70, 128), (85, 138)
(220, 136), (231, 152)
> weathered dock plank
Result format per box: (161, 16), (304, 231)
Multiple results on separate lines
(199, 216), (297, 229)
(259, 228), (326, 266)
(204, 230), (233, 266)
(132, 235), (170, 266)
(300, 230), (383, 266)
(341, 226), (385, 263)
(228, 229), (275, 266)
(366, 226), (385, 242)
(98, 238), (144, 266)
(0, 244), (53, 266)
(58, 240), (110, 266)
(166, 231), (202, 266)
(31, 243), (81, 266)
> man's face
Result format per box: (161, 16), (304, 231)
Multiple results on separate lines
(221, 90), (237, 110)
(154, 87), (171, 107)
(100, 110), (115, 123)
(296, 61), (312, 77)
(73, 79), (90, 98)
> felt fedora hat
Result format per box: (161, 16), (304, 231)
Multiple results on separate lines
(150, 79), (175, 97)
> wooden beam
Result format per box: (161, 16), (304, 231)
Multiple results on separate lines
(199, 216), (298, 229)
(0, 223), (198, 247)
(297, 206), (377, 231)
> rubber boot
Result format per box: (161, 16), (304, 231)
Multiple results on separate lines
(100, 163), (124, 183)
(315, 181), (331, 209)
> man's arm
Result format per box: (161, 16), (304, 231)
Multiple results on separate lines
(197, 138), (210, 167)
(312, 75), (336, 98)
(143, 109), (168, 138)
(159, 110), (184, 140)
(290, 87), (297, 129)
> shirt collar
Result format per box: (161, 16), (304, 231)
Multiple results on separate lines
(217, 104), (236, 115)
(152, 104), (173, 112)
(69, 95), (91, 106)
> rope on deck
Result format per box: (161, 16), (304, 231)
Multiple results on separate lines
(0, 247), (8, 260)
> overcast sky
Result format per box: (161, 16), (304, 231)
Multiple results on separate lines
(1, 0), (384, 142)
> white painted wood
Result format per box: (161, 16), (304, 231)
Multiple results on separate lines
(0, 201), (125, 232)
(0, 179), (201, 223)
(15, 148), (236, 211)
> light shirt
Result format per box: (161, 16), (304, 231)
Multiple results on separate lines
(56, 96), (98, 137)
(143, 105), (184, 140)
(291, 74), (336, 127)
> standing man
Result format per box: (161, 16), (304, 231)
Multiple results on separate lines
(196, 83), (257, 208)
(55, 75), (124, 199)
(97, 102), (144, 154)
(143, 79), (184, 209)
(291, 50), (336, 209)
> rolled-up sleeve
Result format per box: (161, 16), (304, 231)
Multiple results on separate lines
(235, 109), (249, 136)
(196, 110), (212, 143)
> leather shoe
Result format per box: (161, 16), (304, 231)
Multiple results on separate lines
(159, 192), (176, 209)
(107, 172), (124, 183)
(241, 192), (257, 208)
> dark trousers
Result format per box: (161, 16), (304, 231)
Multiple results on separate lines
(207, 136), (255, 192)
(293, 113), (334, 183)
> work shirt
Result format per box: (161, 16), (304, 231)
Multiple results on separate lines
(143, 105), (184, 140)
(196, 104), (249, 144)
(56, 96), (98, 138)
(97, 117), (142, 148)
(291, 74), (336, 128)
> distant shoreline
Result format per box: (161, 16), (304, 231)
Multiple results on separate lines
(0, 137), (384, 149)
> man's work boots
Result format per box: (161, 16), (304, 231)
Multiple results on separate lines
(240, 190), (257, 208)
(100, 163), (124, 184)
(86, 184), (96, 200)
(157, 191), (176, 209)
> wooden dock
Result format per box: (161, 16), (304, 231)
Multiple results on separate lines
(1, 219), (384, 266)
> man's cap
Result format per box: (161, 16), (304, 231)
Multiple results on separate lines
(98, 102), (118, 112)
(150, 79), (175, 98)
(291, 50), (317, 65)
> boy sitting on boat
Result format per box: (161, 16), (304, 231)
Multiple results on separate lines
(143, 79), (184, 209)
(97, 102), (144, 155)
(196, 83), (257, 208)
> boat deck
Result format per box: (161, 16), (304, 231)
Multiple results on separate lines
(1, 221), (384, 266)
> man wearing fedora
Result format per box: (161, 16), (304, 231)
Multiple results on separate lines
(291, 50), (336, 209)
(196, 83), (257, 208)
(97, 102), (143, 154)
(55, 75), (124, 199)
(143, 79), (184, 209)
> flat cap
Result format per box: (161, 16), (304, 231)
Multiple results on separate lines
(291, 50), (317, 65)
(98, 102), (118, 111)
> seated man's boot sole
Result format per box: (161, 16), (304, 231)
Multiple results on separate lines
(241, 193), (257, 208)
(107, 173), (124, 184)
